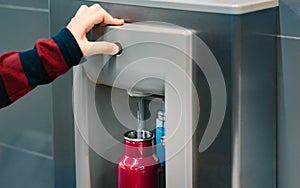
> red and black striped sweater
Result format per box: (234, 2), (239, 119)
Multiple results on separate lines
(0, 28), (82, 108)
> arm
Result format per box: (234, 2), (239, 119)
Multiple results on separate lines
(0, 4), (124, 108)
(0, 28), (82, 107)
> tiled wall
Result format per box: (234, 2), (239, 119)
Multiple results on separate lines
(0, 0), (299, 188)
(0, 0), (54, 188)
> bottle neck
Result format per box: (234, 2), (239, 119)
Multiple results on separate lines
(124, 139), (154, 157)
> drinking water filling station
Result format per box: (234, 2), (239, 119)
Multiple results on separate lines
(51, 0), (279, 187)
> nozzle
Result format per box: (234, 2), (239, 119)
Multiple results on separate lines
(127, 89), (152, 97)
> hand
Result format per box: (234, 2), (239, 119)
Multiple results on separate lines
(67, 4), (124, 57)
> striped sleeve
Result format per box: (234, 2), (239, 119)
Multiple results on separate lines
(0, 28), (83, 108)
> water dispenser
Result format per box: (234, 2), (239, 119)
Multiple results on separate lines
(68, 0), (278, 187)
(73, 22), (200, 187)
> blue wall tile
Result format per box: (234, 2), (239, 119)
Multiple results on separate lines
(0, 3), (53, 187)
(0, 8), (52, 156)
(0, 8), (49, 52)
(0, 144), (53, 188)
(0, 0), (48, 9)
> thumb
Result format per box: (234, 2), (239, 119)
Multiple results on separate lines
(84, 41), (121, 57)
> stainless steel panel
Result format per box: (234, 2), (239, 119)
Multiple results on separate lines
(87, 0), (278, 14)
(278, 1), (300, 187)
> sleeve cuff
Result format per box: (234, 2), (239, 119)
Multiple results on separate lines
(52, 28), (83, 68)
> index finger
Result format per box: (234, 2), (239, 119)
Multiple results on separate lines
(87, 4), (124, 25)
(101, 12), (124, 26)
